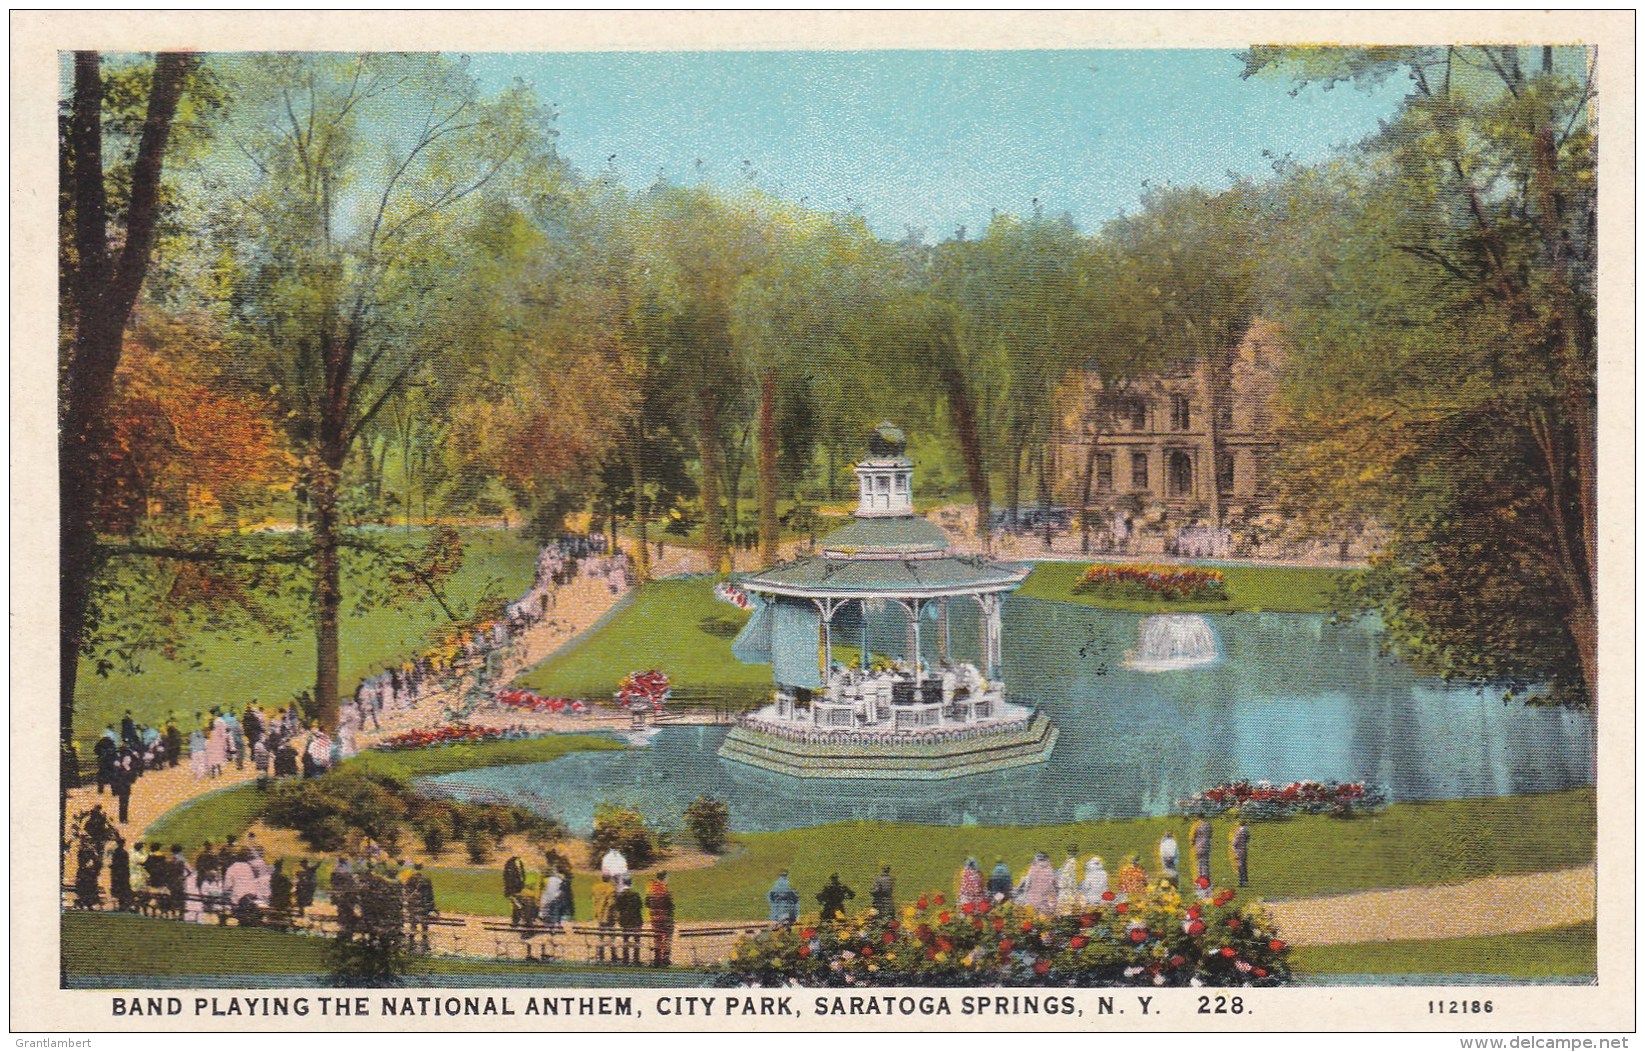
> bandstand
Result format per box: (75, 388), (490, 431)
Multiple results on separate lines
(717, 424), (1058, 779)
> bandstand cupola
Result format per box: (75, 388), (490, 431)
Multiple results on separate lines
(855, 421), (914, 517)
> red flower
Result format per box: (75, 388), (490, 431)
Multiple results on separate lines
(1220, 947), (1237, 959)
(1187, 905), (1202, 920)
(992, 917), (1005, 933)
(1269, 939), (1287, 952)
(1080, 913), (1096, 928)
(1195, 876), (1211, 890)
(797, 944), (811, 958)
(1169, 955), (1186, 967)
(860, 946), (873, 958)
(998, 939), (1014, 954)
(916, 896), (929, 910)
(1021, 919), (1034, 932)
(1255, 967), (1268, 978)
(882, 931), (895, 945)
(938, 911), (951, 924)
(1227, 918), (1242, 930)
(1033, 959), (1051, 975)
(933, 892), (946, 906)
(1129, 929), (1147, 943)
(1187, 920), (1206, 936)
(1070, 935), (1089, 950)
(972, 918), (985, 931)
(960, 902), (976, 915)
(802, 928), (816, 940)
(1115, 903), (1129, 914)
(924, 947), (938, 960)
(1101, 890), (1116, 901)
(936, 937), (953, 953)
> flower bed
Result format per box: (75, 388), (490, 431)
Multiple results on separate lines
(723, 881), (1290, 988)
(1074, 563), (1229, 603)
(377, 725), (515, 750)
(496, 688), (590, 715)
(616, 668), (671, 711)
(1181, 780), (1388, 819)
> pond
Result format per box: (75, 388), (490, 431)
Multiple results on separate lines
(420, 598), (1594, 833)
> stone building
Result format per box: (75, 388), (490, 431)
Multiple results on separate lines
(1053, 320), (1287, 552)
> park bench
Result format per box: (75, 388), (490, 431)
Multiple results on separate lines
(673, 922), (777, 966)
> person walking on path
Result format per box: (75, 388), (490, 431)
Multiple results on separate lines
(870, 865), (895, 917)
(1230, 822), (1250, 887)
(988, 857), (1014, 902)
(1191, 818), (1213, 884)
(109, 836), (132, 912)
(645, 871), (675, 967)
(957, 858), (985, 909)
(816, 873), (855, 923)
(614, 876), (645, 965)
(1159, 831), (1180, 883)
(109, 746), (138, 824)
(767, 871), (800, 926)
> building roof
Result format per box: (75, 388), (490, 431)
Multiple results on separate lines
(820, 515), (950, 555)
(740, 552), (1028, 599)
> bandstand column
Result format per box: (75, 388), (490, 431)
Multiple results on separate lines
(860, 598), (871, 670)
(940, 597), (951, 660)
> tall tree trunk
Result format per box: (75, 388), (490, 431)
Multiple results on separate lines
(1038, 440), (1055, 548)
(938, 360), (990, 546)
(629, 428), (650, 582)
(697, 394), (729, 573)
(59, 51), (192, 769)
(757, 368), (780, 565)
(311, 324), (354, 734)
(1005, 443), (1022, 528)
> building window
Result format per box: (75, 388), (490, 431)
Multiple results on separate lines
(1217, 452), (1235, 493)
(1095, 453), (1113, 493)
(894, 474), (907, 492)
(1131, 452), (1149, 491)
(1254, 453), (1275, 497)
(877, 475), (890, 492)
(1170, 395), (1191, 431)
(1129, 399), (1148, 431)
(1167, 451), (1193, 497)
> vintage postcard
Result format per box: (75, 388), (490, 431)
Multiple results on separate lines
(10, 9), (1635, 1039)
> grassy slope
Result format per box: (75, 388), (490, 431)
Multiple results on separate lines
(1015, 561), (1352, 613)
(75, 529), (539, 745)
(663, 790), (1595, 921)
(514, 577), (768, 706)
(1292, 922), (1597, 978)
(409, 790), (1594, 923)
(143, 735), (627, 847)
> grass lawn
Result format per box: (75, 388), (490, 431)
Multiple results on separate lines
(412, 790), (1594, 923)
(514, 577), (771, 708)
(1016, 561), (1353, 614)
(74, 528), (540, 749)
(142, 735), (627, 848)
(1292, 922), (1597, 979)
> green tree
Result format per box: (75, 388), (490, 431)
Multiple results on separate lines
(202, 53), (552, 729)
(1248, 46), (1598, 708)
(682, 794), (731, 854)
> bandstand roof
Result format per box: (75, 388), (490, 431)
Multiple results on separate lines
(820, 515), (950, 556)
(740, 551), (1027, 599)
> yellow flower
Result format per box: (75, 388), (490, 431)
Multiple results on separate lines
(935, 952), (948, 963)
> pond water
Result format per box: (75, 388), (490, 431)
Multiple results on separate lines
(420, 599), (1594, 833)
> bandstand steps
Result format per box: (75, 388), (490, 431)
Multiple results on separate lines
(716, 712), (1058, 780)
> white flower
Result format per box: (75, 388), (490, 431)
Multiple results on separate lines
(1190, 977), (1204, 988)
(1124, 966), (1144, 978)
(1236, 960), (1253, 973)
(1153, 975), (1166, 986)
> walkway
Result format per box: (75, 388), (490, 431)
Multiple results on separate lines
(1265, 864), (1596, 947)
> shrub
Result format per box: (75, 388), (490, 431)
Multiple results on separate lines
(326, 870), (420, 987)
(589, 803), (665, 870)
(1181, 780), (1388, 820)
(723, 881), (1291, 988)
(684, 795), (731, 854)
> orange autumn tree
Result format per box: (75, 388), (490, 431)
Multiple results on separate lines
(100, 313), (292, 532)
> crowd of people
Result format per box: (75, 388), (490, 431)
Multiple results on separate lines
(67, 809), (321, 927)
(765, 820), (1253, 925)
(499, 848), (675, 966)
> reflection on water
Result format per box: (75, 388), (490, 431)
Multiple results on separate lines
(422, 600), (1594, 833)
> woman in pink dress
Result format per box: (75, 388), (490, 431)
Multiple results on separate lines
(956, 857), (985, 909)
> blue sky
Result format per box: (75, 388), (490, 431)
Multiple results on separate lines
(467, 49), (1407, 240)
